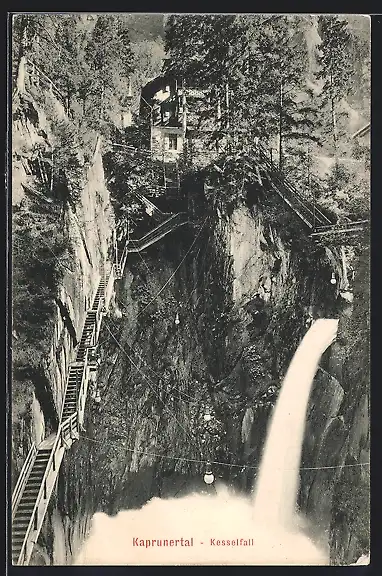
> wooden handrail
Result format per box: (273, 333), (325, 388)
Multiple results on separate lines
(256, 144), (335, 228)
(60, 350), (88, 423)
(25, 59), (65, 104)
(91, 134), (102, 165)
(61, 413), (78, 442)
(92, 302), (105, 346)
(104, 265), (115, 311)
(134, 191), (167, 221)
(313, 220), (369, 232)
(12, 443), (37, 517)
(15, 427), (66, 565)
(13, 268), (114, 564)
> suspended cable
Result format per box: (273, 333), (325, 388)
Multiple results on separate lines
(104, 323), (199, 447)
(106, 302), (202, 401)
(106, 223), (215, 402)
(106, 315), (197, 402)
(79, 434), (370, 473)
(123, 215), (210, 324)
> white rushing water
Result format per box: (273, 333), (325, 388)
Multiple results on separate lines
(253, 319), (339, 529)
(74, 319), (339, 566)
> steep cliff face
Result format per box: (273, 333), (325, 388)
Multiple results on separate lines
(45, 148), (115, 423)
(12, 89), (116, 565)
(31, 148), (115, 564)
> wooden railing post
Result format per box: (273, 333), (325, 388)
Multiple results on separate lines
(34, 510), (38, 531)
(43, 478), (47, 500)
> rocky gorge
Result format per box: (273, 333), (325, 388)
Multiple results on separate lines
(11, 17), (370, 563)
(21, 160), (369, 566)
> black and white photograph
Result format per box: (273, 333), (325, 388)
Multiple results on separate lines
(9, 12), (370, 566)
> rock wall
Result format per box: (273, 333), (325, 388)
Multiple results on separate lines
(12, 88), (116, 564)
(43, 148), (115, 420)
(12, 89), (115, 459)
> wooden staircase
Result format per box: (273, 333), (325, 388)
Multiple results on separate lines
(255, 143), (369, 240)
(61, 366), (84, 422)
(11, 274), (110, 565)
(120, 213), (188, 260)
(256, 143), (333, 229)
(133, 191), (169, 223)
(12, 448), (51, 565)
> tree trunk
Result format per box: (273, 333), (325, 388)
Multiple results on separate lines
(216, 91), (222, 153)
(331, 96), (338, 153)
(225, 82), (230, 152)
(225, 82), (230, 130)
(50, 149), (54, 192)
(14, 15), (29, 95)
(279, 80), (284, 172)
(330, 71), (338, 158)
(100, 83), (105, 120)
(181, 80), (187, 135)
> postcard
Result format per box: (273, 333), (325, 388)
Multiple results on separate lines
(10, 12), (370, 567)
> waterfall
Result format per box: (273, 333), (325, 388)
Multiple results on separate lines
(74, 319), (339, 566)
(253, 319), (339, 529)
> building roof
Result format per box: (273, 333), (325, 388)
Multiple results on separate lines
(141, 75), (175, 102)
(140, 75), (176, 118)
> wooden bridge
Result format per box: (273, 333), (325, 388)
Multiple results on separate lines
(255, 142), (369, 241)
(115, 212), (188, 278)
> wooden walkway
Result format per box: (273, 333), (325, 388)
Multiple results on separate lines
(11, 266), (115, 565)
(255, 143), (369, 240)
(12, 203), (189, 564)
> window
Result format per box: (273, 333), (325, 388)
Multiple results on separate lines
(168, 134), (178, 150)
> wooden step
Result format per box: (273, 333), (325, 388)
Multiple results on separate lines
(30, 462), (48, 469)
(26, 476), (45, 483)
(13, 512), (33, 520)
(13, 523), (30, 531)
(25, 480), (42, 487)
(15, 502), (35, 509)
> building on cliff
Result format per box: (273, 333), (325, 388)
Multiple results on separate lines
(139, 74), (211, 163)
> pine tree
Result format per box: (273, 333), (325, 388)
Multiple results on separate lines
(163, 14), (321, 164)
(316, 15), (353, 154)
(85, 15), (134, 130)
